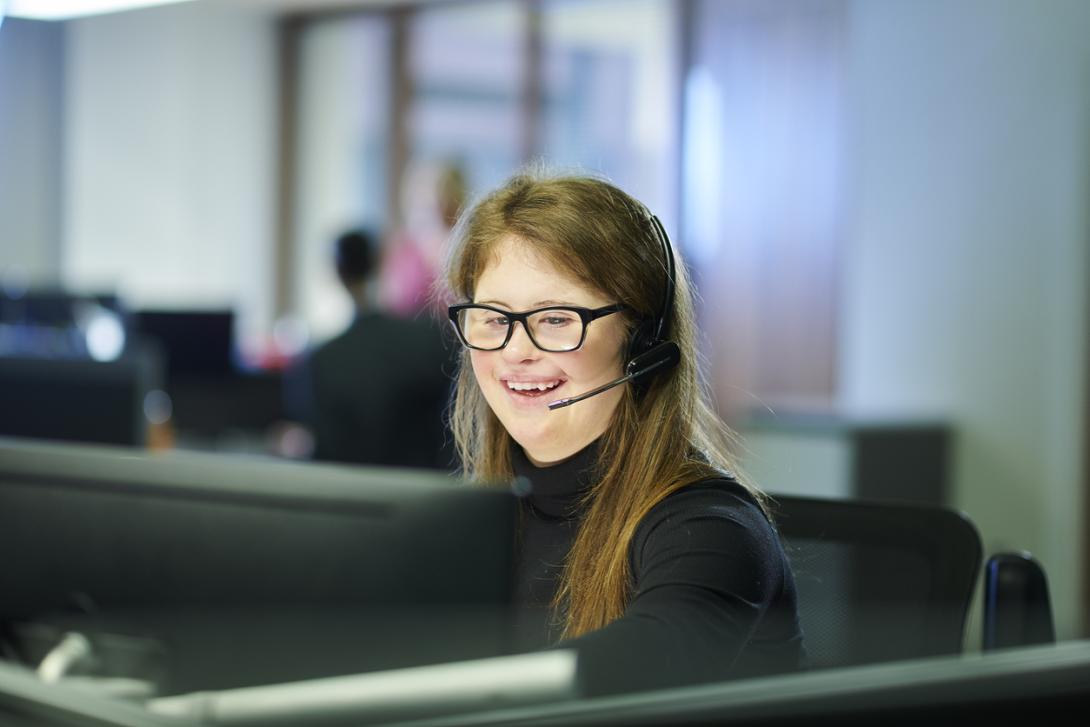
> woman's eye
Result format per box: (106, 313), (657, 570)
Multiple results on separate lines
(485, 316), (509, 327)
(542, 316), (574, 327)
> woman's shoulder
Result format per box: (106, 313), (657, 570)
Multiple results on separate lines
(632, 476), (778, 554)
(652, 475), (766, 519)
(627, 475), (790, 595)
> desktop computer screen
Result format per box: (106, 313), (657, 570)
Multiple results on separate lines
(129, 309), (235, 381)
(0, 438), (518, 696)
(0, 355), (157, 447)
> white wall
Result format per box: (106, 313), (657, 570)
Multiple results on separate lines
(62, 1), (277, 345)
(0, 18), (64, 286)
(841, 0), (1090, 639)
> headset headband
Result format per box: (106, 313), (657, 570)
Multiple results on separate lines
(633, 200), (676, 344)
(647, 214), (676, 342)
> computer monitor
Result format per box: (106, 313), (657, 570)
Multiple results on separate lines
(129, 309), (235, 381)
(0, 354), (158, 447)
(0, 290), (120, 329)
(0, 437), (518, 696)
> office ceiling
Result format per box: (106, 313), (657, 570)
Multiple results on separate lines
(227, 0), (423, 12)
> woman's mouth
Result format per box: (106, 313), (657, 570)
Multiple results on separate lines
(503, 379), (565, 399)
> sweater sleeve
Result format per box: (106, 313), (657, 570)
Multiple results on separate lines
(563, 483), (791, 696)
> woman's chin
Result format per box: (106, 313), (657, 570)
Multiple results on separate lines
(505, 421), (556, 455)
(486, 377), (621, 464)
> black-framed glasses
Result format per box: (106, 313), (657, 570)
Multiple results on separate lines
(448, 303), (627, 352)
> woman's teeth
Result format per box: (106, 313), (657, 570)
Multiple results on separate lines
(506, 380), (561, 395)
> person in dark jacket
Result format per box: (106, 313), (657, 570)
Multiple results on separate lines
(290, 229), (453, 469)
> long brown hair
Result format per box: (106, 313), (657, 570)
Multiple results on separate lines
(442, 172), (763, 639)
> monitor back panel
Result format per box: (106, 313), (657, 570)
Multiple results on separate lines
(0, 441), (517, 693)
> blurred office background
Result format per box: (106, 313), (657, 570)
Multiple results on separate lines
(0, 0), (1088, 644)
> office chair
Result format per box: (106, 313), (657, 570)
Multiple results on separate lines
(771, 494), (982, 669)
(982, 551), (1055, 651)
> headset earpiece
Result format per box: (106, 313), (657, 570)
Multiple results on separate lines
(627, 316), (660, 364)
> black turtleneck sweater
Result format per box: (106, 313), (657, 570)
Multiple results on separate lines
(511, 442), (805, 696)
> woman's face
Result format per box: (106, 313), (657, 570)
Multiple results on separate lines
(469, 235), (628, 466)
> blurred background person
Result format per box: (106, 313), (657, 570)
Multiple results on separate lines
(381, 159), (468, 319)
(286, 228), (453, 469)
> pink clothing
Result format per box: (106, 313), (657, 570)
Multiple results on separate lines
(380, 234), (440, 318)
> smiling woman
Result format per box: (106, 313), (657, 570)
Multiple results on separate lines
(441, 172), (806, 696)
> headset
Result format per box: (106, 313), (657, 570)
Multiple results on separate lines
(548, 207), (682, 410)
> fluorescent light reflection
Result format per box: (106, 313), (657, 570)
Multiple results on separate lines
(682, 66), (725, 266)
(6, 0), (196, 21)
(84, 309), (125, 361)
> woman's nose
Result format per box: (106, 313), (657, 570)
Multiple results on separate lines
(501, 321), (539, 361)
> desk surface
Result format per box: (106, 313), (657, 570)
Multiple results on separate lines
(400, 640), (1090, 727)
(3, 640), (1090, 726)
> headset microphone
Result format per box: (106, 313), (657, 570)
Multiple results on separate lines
(547, 341), (680, 410)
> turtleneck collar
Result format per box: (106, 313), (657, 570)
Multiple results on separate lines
(510, 439), (600, 520)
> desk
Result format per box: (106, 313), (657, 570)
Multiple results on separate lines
(400, 640), (1090, 726)
(6, 640), (1087, 726)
